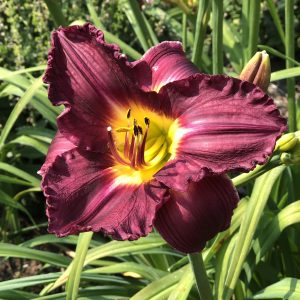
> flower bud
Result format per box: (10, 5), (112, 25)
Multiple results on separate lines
(275, 132), (297, 152)
(239, 51), (271, 92)
(280, 150), (300, 165)
(279, 131), (300, 165)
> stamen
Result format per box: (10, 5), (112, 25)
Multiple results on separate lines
(138, 126), (143, 135)
(130, 125), (139, 169)
(144, 117), (150, 126)
(129, 134), (135, 160)
(137, 118), (150, 166)
(107, 127), (129, 166)
(124, 109), (131, 158)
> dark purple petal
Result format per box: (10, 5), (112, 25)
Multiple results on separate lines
(154, 175), (239, 253)
(155, 74), (287, 191)
(42, 148), (168, 239)
(44, 23), (141, 152)
(38, 131), (76, 176)
(132, 41), (199, 92)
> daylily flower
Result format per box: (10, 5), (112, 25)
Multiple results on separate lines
(40, 23), (286, 253)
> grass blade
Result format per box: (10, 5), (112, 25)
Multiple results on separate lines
(86, 0), (142, 60)
(247, 0), (261, 61)
(212, 0), (223, 74)
(121, 0), (156, 51)
(66, 232), (93, 300)
(0, 162), (40, 187)
(0, 77), (43, 149)
(285, 0), (296, 131)
(258, 44), (300, 66)
(223, 166), (286, 300)
(251, 278), (300, 299)
(266, 0), (285, 45)
(192, 0), (211, 67)
(0, 243), (70, 267)
(271, 66), (300, 81)
(43, 0), (67, 26)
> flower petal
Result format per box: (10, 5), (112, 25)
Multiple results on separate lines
(154, 175), (239, 253)
(42, 148), (168, 239)
(132, 41), (199, 92)
(43, 23), (139, 152)
(38, 131), (75, 176)
(156, 74), (287, 191)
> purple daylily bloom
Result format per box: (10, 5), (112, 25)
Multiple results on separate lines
(39, 23), (286, 253)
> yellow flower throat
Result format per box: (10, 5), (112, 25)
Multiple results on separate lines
(107, 108), (180, 184)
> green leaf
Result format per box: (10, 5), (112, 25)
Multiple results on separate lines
(20, 234), (101, 248)
(266, 0), (285, 45)
(43, 0), (67, 26)
(85, 0), (142, 60)
(0, 175), (33, 186)
(223, 166), (286, 300)
(258, 45), (300, 66)
(271, 67), (300, 81)
(0, 243), (70, 267)
(0, 77), (44, 149)
(0, 162), (40, 187)
(121, 0), (156, 51)
(253, 200), (300, 264)
(131, 266), (189, 300)
(0, 273), (61, 292)
(0, 290), (37, 300)
(167, 267), (194, 300)
(0, 68), (60, 125)
(7, 135), (49, 155)
(43, 233), (166, 294)
(66, 232), (93, 300)
(0, 190), (35, 225)
(84, 262), (167, 281)
(251, 278), (300, 299)
(0, 66), (46, 81)
(192, 0), (211, 67)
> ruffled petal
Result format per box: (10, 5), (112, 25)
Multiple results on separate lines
(38, 131), (75, 176)
(154, 175), (239, 253)
(156, 74), (287, 191)
(43, 23), (141, 152)
(42, 148), (168, 239)
(132, 41), (199, 92)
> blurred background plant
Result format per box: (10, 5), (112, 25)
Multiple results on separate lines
(0, 0), (300, 299)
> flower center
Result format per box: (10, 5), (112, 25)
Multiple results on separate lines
(107, 108), (178, 183)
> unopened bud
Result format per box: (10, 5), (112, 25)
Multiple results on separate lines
(279, 131), (300, 165)
(239, 51), (271, 92)
(280, 150), (300, 165)
(275, 132), (297, 152)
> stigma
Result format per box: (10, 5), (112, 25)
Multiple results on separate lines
(107, 109), (168, 170)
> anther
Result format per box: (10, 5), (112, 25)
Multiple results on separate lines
(134, 125), (139, 136)
(138, 126), (143, 135)
(137, 118), (150, 166)
(124, 109), (131, 158)
(127, 108), (131, 119)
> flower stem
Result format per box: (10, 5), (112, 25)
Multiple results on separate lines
(188, 253), (214, 300)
